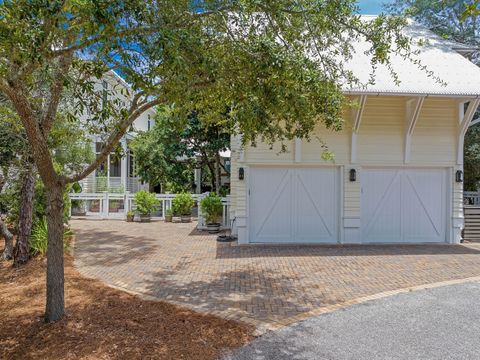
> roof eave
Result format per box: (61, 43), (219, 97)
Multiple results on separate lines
(344, 90), (480, 99)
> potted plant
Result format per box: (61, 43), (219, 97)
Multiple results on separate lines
(164, 208), (173, 222)
(200, 192), (223, 233)
(126, 210), (134, 222)
(71, 199), (86, 216)
(172, 192), (194, 223)
(134, 190), (159, 222)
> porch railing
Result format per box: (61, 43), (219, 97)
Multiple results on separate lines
(464, 191), (480, 206)
(78, 176), (148, 193)
(69, 192), (231, 229)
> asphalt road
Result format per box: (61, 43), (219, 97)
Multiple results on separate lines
(225, 281), (480, 360)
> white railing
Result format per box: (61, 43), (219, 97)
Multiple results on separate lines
(78, 176), (148, 193)
(69, 192), (231, 229)
(464, 191), (480, 206)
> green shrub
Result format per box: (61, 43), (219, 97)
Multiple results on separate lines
(134, 190), (159, 215)
(0, 179), (71, 229)
(200, 192), (223, 224)
(165, 208), (173, 216)
(172, 192), (194, 216)
(30, 217), (73, 256)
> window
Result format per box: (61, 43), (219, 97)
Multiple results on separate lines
(224, 159), (231, 173)
(95, 143), (107, 177)
(128, 150), (135, 177)
(109, 156), (121, 177)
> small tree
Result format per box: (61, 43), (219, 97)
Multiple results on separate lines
(131, 108), (230, 192)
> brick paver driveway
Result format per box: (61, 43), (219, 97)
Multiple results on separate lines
(71, 219), (480, 331)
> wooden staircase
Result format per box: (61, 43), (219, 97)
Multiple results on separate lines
(463, 206), (480, 242)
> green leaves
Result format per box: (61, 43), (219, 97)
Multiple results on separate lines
(200, 192), (223, 224)
(133, 190), (158, 215)
(172, 192), (194, 216)
(1, 0), (419, 178)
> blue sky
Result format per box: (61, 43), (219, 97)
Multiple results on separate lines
(357, 0), (395, 14)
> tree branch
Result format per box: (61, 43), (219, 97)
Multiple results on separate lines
(2, 82), (59, 188)
(41, 53), (73, 136)
(64, 97), (162, 183)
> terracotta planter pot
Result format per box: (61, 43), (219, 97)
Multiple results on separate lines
(139, 214), (151, 223)
(126, 215), (134, 222)
(165, 214), (173, 223)
(206, 223), (221, 234)
(180, 215), (191, 223)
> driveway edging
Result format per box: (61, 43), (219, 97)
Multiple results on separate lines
(265, 275), (480, 333)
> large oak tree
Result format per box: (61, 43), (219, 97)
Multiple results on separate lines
(0, 0), (415, 322)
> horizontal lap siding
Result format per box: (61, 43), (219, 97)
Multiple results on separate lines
(357, 96), (405, 165)
(411, 98), (457, 165)
(345, 167), (361, 217)
(302, 123), (350, 163)
(245, 140), (294, 163)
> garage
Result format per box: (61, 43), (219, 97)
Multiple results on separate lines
(361, 168), (448, 243)
(249, 167), (339, 244)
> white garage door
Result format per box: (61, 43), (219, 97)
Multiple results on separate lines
(362, 168), (448, 243)
(249, 167), (339, 244)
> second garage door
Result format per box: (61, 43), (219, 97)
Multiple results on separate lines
(249, 167), (339, 244)
(362, 168), (448, 243)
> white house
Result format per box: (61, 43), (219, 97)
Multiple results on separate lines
(78, 70), (156, 194)
(229, 20), (480, 245)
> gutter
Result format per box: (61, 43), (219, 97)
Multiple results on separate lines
(345, 91), (480, 99)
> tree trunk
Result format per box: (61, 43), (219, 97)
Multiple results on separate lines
(206, 162), (216, 192)
(1, 218), (13, 260)
(44, 183), (65, 322)
(14, 166), (35, 266)
(215, 152), (221, 193)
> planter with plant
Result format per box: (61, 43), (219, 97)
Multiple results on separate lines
(126, 210), (134, 222)
(172, 192), (194, 223)
(134, 190), (159, 222)
(71, 199), (86, 216)
(200, 192), (223, 233)
(164, 208), (173, 222)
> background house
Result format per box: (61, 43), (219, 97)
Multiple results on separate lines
(229, 20), (480, 245)
(77, 71), (156, 194)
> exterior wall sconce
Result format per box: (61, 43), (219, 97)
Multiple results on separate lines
(239, 167), (245, 180)
(349, 168), (357, 182)
(456, 170), (463, 183)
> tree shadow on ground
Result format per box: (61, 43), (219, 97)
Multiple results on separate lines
(142, 267), (341, 324)
(72, 228), (159, 267)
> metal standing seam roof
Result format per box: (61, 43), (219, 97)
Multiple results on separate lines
(344, 18), (480, 97)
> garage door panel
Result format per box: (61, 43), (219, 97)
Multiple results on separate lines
(362, 170), (400, 225)
(402, 171), (445, 242)
(362, 168), (447, 244)
(250, 168), (292, 243)
(249, 167), (339, 244)
(295, 169), (338, 242)
(363, 170), (402, 243)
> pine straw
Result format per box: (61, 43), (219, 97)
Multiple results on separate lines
(0, 247), (253, 360)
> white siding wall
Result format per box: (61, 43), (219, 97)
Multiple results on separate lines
(230, 95), (464, 244)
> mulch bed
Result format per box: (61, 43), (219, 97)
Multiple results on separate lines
(0, 245), (253, 360)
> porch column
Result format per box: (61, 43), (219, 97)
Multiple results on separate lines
(194, 167), (202, 194)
